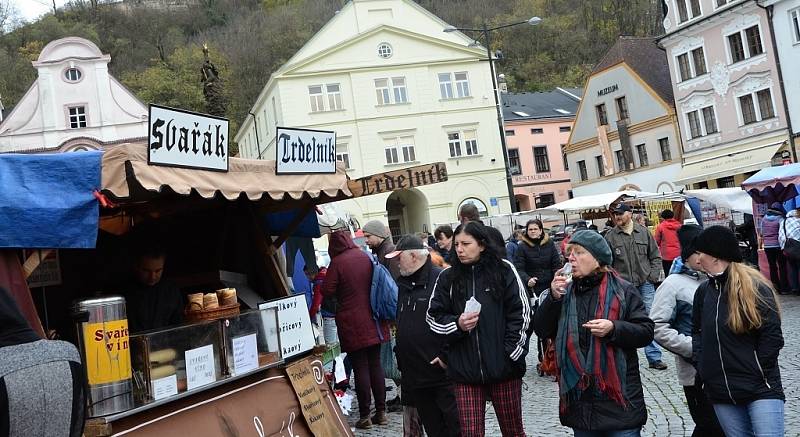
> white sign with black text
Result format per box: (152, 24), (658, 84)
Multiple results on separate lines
(259, 295), (315, 359)
(185, 344), (216, 390)
(275, 127), (336, 174)
(148, 104), (229, 172)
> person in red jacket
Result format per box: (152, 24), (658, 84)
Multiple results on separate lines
(654, 209), (681, 276)
(322, 230), (390, 429)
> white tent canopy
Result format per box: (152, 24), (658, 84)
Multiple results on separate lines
(539, 191), (660, 214)
(684, 188), (753, 213)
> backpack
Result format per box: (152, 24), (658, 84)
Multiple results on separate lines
(367, 252), (398, 340)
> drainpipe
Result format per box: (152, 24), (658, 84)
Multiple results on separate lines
(249, 111), (264, 159)
(758, 1), (798, 162)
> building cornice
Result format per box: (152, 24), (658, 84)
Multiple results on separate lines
(658, 0), (755, 45)
(565, 114), (677, 153)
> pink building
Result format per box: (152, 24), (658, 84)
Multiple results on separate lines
(502, 89), (581, 211)
(660, 0), (793, 189)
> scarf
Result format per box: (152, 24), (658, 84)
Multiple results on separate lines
(555, 271), (628, 412)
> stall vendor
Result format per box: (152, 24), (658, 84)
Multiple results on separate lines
(124, 243), (184, 333)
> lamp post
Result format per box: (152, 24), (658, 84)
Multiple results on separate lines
(445, 17), (542, 213)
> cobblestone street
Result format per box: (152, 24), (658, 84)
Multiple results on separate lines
(349, 294), (800, 436)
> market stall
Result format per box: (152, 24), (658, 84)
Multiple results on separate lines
(0, 140), (356, 437)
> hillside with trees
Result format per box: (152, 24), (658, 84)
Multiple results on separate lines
(0, 0), (664, 146)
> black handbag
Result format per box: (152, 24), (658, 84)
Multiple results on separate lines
(782, 220), (800, 260)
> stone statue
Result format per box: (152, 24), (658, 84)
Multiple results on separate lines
(199, 43), (226, 117)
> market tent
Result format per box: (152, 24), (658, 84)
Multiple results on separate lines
(0, 150), (101, 248)
(684, 188), (753, 213)
(101, 142), (351, 205)
(539, 190), (659, 214)
(741, 163), (800, 204)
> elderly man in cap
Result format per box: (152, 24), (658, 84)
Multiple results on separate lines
(363, 220), (401, 279)
(605, 203), (667, 370)
(386, 235), (459, 437)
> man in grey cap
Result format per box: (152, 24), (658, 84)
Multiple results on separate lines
(363, 220), (400, 279)
(605, 203), (666, 370)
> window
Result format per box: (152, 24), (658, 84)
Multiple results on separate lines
(615, 150), (627, 171)
(615, 96), (629, 120)
(438, 73), (453, 99)
(375, 77), (407, 105)
(68, 106), (87, 128)
(447, 130), (479, 157)
(454, 72), (470, 98)
(595, 155), (605, 177)
(509, 149), (521, 175)
(559, 126), (571, 133)
(309, 85), (325, 112)
(596, 103), (608, 126)
(561, 144), (569, 170)
(64, 67), (81, 82)
(533, 146), (550, 173)
(636, 144), (649, 167)
(577, 160), (588, 181)
(677, 53), (692, 81)
(717, 176), (736, 188)
(728, 25), (763, 63)
(738, 88), (775, 125)
(384, 136), (416, 164)
(505, 129), (515, 136)
(326, 84), (342, 110)
(686, 105), (718, 138)
(692, 47), (707, 75)
(659, 138), (672, 161)
(336, 148), (351, 169)
(377, 43), (393, 59)
(791, 8), (800, 44)
(531, 128), (544, 134)
(676, 0), (701, 23)
(677, 46), (708, 82)
(535, 193), (556, 209)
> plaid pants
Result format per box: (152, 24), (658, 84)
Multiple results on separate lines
(454, 379), (525, 437)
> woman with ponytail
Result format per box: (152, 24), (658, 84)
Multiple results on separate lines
(534, 230), (654, 436)
(693, 226), (785, 436)
(426, 221), (531, 436)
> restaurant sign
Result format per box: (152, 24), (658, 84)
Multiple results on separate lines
(148, 104), (229, 172)
(276, 127), (337, 174)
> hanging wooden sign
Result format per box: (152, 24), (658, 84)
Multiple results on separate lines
(347, 162), (448, 198)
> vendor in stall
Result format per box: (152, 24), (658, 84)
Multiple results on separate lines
(123, 240), (184, 333)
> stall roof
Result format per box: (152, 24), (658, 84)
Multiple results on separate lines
(101, 143), (352, 203)
(741, 163), (800, 191)
(539, 191), (658, 213)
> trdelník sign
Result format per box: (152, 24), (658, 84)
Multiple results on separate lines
(275, 127), (337, 174)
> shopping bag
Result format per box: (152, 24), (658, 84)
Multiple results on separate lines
(380, 337), (401, 381)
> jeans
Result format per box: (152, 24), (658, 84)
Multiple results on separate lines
(683, 385), (724, 437)
(349, 344), (386, 419)
(573, 428), (641, 437)
(713, 399), (784, 437)
(786, 257), (800, 293)
(322, 316), (338, 345)
(637, 282), (662, 363)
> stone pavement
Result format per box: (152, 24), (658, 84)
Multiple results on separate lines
(348, 294), (800, 436)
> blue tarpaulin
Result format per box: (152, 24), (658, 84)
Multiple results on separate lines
(0, 151), (102, 248)
(263, 209), (321, 238)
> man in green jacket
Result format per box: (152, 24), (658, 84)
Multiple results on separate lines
(604, 203), (667, 370)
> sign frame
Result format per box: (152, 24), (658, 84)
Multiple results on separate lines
(258, 294), (316, 359)
(275, 126), (337, 175)
(147, 103), (230, 173)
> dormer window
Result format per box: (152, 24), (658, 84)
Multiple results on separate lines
(64, 68), (82, 82)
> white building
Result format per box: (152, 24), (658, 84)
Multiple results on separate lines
(565, 37), (683, 196)
(235, 0), (511, 236)
(762, 0), (800, 152)
(0, 37), (148, 153)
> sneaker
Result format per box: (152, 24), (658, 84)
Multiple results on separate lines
(649, 360), (668, 370)
(371, 411), (389, 425)
(355, 418), (372, 429)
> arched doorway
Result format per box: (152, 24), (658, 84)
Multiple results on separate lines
(385, 189), (431, 241)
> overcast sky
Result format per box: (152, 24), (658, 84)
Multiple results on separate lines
(11, 0), (66, 23)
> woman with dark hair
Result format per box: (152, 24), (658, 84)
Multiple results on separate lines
(534, 230), (654, 436)
(515, 219), (561, 298)
(427, 221), (531, 436)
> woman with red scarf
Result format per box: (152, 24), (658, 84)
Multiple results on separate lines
(533, 230), (654, 436)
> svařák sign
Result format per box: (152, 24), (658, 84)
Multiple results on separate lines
(148, 104), (229, 172)
(276, 127), (337, 175)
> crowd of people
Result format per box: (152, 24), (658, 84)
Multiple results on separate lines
(313, 202), (787, 437)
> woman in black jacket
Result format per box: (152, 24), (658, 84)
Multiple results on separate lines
(692, 226), (784, 436)
(534, 230), (654, 436)
(514, 219), (561, 298)
(427, 221), (530, 437)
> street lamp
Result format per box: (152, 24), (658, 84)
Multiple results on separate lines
(444, 17), (542, 213)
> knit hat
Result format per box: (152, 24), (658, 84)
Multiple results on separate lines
(568, 230), (613, 266)
(694, 225), (743, 262)
(677, 224), (703, 262)
(362, 220), (390, 239)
